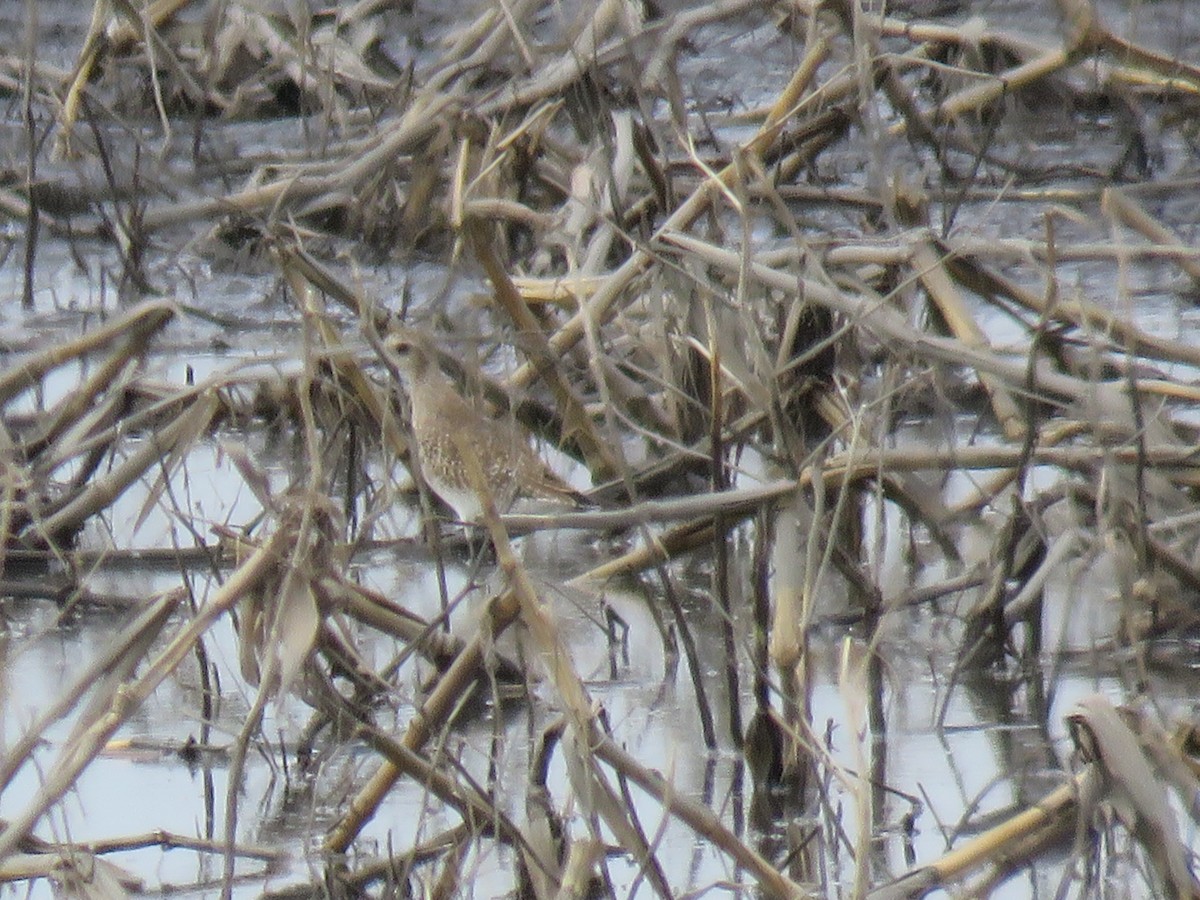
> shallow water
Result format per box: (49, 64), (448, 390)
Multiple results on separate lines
(3, 0), (1200, 897)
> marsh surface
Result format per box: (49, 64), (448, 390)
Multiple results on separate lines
(3, 1), (1200, 897)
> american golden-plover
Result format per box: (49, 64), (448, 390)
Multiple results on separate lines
(385, 330), (581, 522)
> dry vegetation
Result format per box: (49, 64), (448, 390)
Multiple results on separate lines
(5, 0), (1200, 896)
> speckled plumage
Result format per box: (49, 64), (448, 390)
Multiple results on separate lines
(387, 332), (577, 522)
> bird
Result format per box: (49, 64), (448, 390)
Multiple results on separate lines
(384, 330), (583, 523)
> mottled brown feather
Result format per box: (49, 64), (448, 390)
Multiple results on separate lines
(387, 331), (578, 521)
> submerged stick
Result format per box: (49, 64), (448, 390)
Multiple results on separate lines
(0, 528), (288, 864)
(0, 300), (175, 407)
(325, 589), (521, 852)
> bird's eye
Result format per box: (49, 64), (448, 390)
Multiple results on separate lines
(391, 340), (412, 354)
